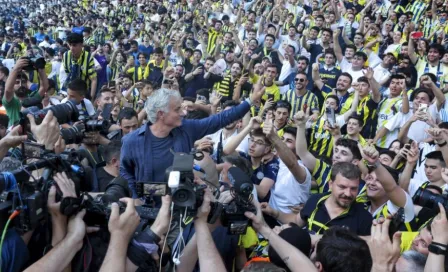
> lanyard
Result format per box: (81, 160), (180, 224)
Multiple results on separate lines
(308, 195), (350, 234)
(424, 61), (443, 87)
(374, 204), (413, 232)
(263, 47), (270, 57)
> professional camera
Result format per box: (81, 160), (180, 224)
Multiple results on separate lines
(20, 56), (46, 71)
(60, 118), (109, 145)
(413, 187), (448, 215)
(21, 100), (79, 126)
(219, 166), (257, 234)
(74, 177), (158, 226)
(137, 151), (256, 234)
(0, 150), (85, 233)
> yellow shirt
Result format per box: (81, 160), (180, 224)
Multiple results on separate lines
(400, 232), (419, 253)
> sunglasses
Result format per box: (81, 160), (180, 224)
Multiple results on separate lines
(295, 78), (306, 82)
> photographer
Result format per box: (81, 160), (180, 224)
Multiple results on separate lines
(94, 141), (121, 192)
(106, 107), (138, 142)
(3, 57), (48, 127)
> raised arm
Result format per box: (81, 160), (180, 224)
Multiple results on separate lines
(246, 201), (317, 272)
(398, 142), (419, 193)
(294, 109), (317, 173)
(421, 75), (446, 111)
(184, 84), (265, 141)
(223, 116), (261, 155)
(363, 67), (382, 103)
(361, 145), (408, 207)
(4, 58), (28, 103)
(37, 64), (49, 98)
(311, 63), (324, 90)
(407, 32), (419, 65)
(342, 88), (360, 121)
(24, 211), (86, 272)
(333, 29), (344, 63)
(263, 120), (308, 182)
(196, 190), (227, 272)
(301, 33), (310, 51)
(100, 198), (140, 272)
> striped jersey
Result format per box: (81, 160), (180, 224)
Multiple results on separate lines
(376, 96), (403, 148)
(283, 89), (319, 119)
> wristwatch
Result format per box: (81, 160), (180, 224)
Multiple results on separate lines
(429, 243), (447, 255)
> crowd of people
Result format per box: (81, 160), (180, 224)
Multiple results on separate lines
(1, 0), (448, 271)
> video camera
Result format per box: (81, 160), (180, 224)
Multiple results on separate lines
(136, 151), (256, 234)
(0, 149), (85, 233)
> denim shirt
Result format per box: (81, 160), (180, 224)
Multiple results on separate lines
(120, 101), (251, 197)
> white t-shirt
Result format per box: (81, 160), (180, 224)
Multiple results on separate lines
(385, 104), (438, 146)
(206, 128), (249, 158)
(339, 57), (364, 83)
(269, 159), (311, 214)
(413, 142), (436, 182)
(279, 35), (300, 57)
(369, 192), (415, 223)
(279, 59), (297, 94)
(408, 178), (429, 198)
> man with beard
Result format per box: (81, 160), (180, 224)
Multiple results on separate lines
(312, 63), (354, 114)
(215, 62), (252, 101)
(282, 72), (319, 120)
(266, 161), (372, 235)
(277, 56), (311, 92)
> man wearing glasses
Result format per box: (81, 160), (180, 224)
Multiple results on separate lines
(282, 72), (319, 121)
(222, 117), (279, 203)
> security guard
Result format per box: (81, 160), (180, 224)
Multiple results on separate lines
(107, 107), (138, 141)
(60, 33), (98, 99)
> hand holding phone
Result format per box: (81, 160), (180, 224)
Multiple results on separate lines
(326, 107), (336, 128)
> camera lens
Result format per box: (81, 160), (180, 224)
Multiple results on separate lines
(413, 187), (448, 212)
(60, 123), (85, 144)
(85, 119), (109, 133)
(102, 177), (131, 203)
(48, 100), (80, 124)
(172, 186), (196, 207)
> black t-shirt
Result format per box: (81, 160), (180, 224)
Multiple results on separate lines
(95, 167), (116, 192)
(301, 193), (372, 235)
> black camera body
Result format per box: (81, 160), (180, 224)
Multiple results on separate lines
(167, 152), (210, 216)
(166, 152), (256, 234)
(20, 57), (46, 71)
(0, 150), (85, 233)
(413, 187), (448, 215)
(61, 177), (159, 227)
(21, 100), (79, 126)
(219, 166), (257, 234)
(60, 118), (110, 145)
